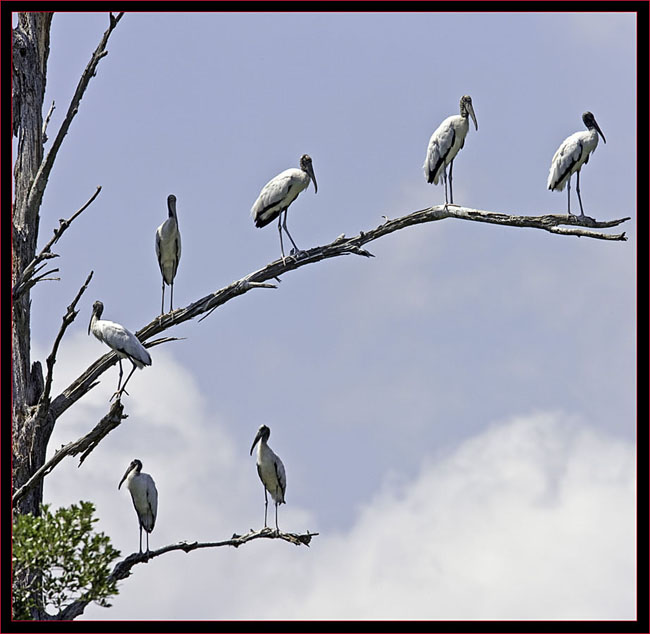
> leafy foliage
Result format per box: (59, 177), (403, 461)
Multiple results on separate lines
(12, 502), (120, 620)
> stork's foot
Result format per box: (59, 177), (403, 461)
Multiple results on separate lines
(110, 387), (130, 402)
(289, 247), (307, 259)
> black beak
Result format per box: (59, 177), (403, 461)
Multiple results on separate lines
(250, 430), (263, 456)
(118, 464), (132, 490)
(468, 102), (478, 132)
(306, 164), (318, 194)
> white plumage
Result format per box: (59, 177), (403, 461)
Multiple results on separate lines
(424, 95), (478, 205)
(547, 111), (606, 217)
(88, 300), (152, 400)
(119, 459), (158, 554)
(250, 425), (286, 530)
(155, 193), (181, 315)
(251, 154), (317, 260)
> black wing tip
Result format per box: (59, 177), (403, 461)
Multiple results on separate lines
(254, 212), (280, 228)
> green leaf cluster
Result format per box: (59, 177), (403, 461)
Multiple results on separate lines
(12, 501), (121, 620)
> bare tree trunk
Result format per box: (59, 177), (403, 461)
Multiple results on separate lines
(12, 12), (52, 519)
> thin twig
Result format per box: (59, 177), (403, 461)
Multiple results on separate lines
(13, 186), (102, 299)
(38, 271), (94, 410)
(54, 528), (319, 620)
(42, 100), (55, 142)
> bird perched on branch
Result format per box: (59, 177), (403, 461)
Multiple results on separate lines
(119, 459), (158, 554)
(88, 300), (151, 400)
(251, 154), (318, 261)
(250, 425), (286, 531)
(155, 193), (182, 315)
(547, 111), (606, 217)
(424, 95), (478, 205)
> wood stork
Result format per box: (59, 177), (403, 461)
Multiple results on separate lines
(423, 95), (478, 205)
(88, 300), (152, 400)
(250, 425), (286, 530)
(118, 459), (158, 554)
(251, 154), (317, 260)
(547, 111), (606, 217)
(155, 194), (182, 315)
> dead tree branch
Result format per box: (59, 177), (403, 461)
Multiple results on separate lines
(54, 528), (319, 620)
(46, 203), (630, 425)
(13, 186), (102, 300)
(38, 271), (94, 410)
(41, 99), (55, 142)
(12, 401), (126, 506)
(25, 13), (123, 223)
(15, 202), (630, 506)
(437, 205), (630, 241)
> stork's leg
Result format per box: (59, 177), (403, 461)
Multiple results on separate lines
(110, 360), (126, 400)
(275, 502), (279, 532)
(161, 279), (165, 316)
(576, 170), (585, 217)
(263, 487), (269, 528)
(277, 214), (286, 261)
(442, 167), (449, 207)
(282, 210), (301, 255)
(139, 525), (143, 554)
(567, 176), (572, 216)
(448, 159), (454, 204)
(170, 280), (174, 313)
(146, 531), (150, 554)
(117, 359), (124, 392)
(114, 362), (137, 399)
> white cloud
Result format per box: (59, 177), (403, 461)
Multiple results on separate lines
(42, 352), (632, 622)
(242, 411), (636, 621)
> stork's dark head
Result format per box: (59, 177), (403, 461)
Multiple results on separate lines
(250, 425), (271, 455)
(582, 112), (606, 144)
(118, 458), (142, 489)
(88, 300), (104, 334)
(460, 95), (478, 131)
(300, 154), (318, 193)
(167, 194), (177, 217)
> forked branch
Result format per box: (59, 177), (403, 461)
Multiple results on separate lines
(13, 186), (102, 300)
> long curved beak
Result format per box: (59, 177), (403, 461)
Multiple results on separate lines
(594, 121), (606, 144)
(250, 430), (263, 456)
(306, 163), (318, 194)
(468, 103), (478, 131)
(118, 466), (131, 490)
(88, 313), (93, 336)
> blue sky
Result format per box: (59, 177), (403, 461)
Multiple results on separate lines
(26, 11), (636, 620)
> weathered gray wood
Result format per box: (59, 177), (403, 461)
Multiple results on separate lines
(12, 13), (124, 519)
(13, 12), (54, 520)
(54, 528), (319, 620)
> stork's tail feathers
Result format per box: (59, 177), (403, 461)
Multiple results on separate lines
(126, 348), (152, 369)
(252, 206), (282, 229)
